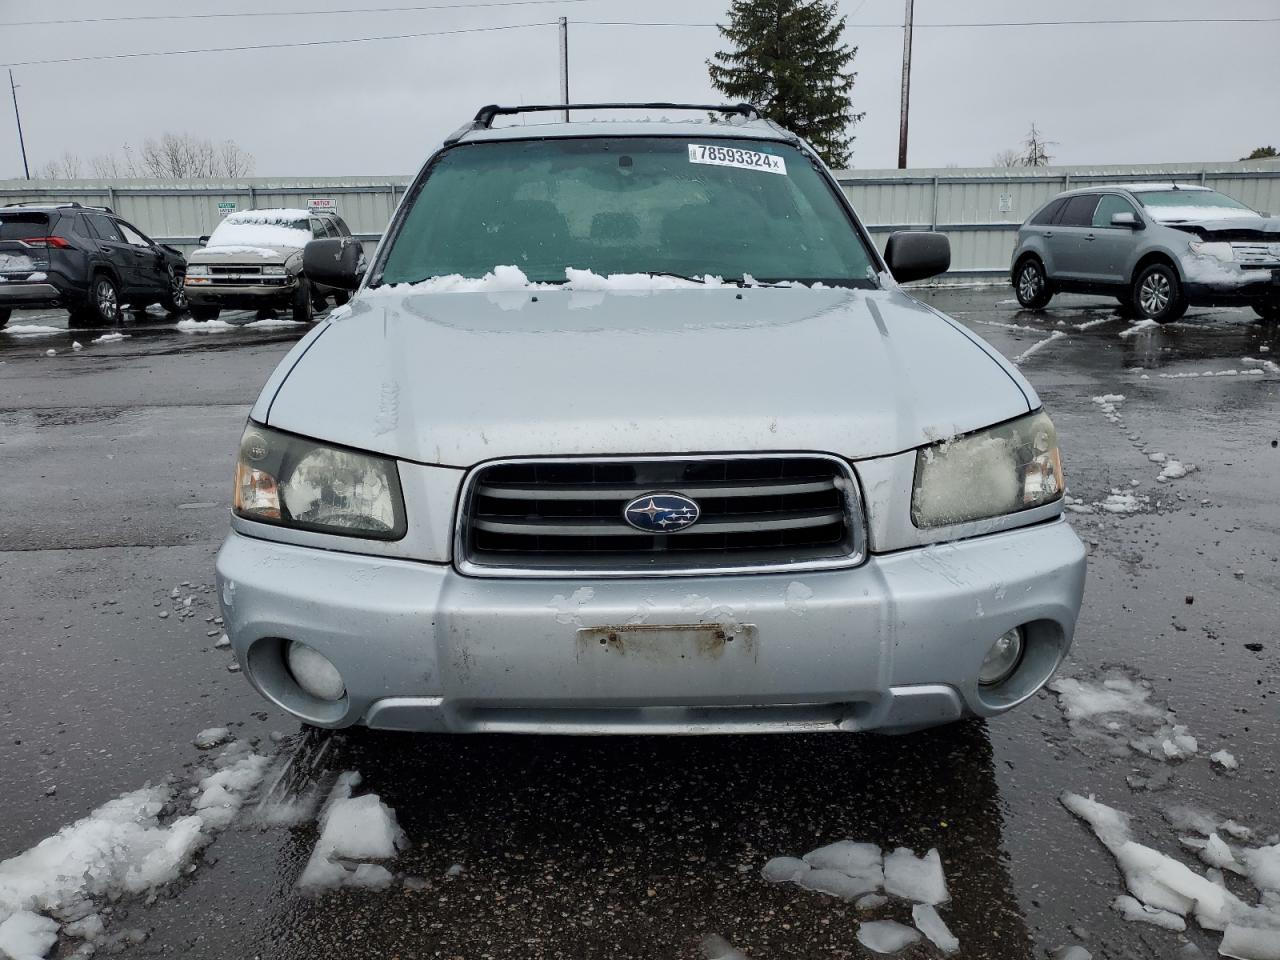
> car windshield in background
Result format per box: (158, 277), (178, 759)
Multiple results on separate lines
(1134, 188), (1259, 223)
(377, 137), (878, 287)
(207, 216), (311, 249)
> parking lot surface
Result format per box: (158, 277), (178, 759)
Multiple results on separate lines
(1, 289), (1277, 959)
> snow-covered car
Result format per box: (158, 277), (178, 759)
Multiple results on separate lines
(215, 102), (1086, 736)
(1011, 184), (1280, 323)
(184, 208), (353, 323)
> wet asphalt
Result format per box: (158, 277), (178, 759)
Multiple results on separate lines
(0, 290), (1277, 960)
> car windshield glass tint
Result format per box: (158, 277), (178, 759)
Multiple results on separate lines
(1135, 189), (1258, 221)
(0, 213), (49, 239)
(377, 137), (878, 287)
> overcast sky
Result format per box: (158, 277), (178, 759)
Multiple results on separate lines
(1, 0), (1277, 179)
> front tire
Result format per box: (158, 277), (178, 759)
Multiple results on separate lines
(292, 279), (315, 324)
(1014, 258), (1053, 310)
(1131, 262), (1187, 323)
(160, 267), (188, 315)
(1253, 302), (1280, 323)
(189, 305), (220, 322)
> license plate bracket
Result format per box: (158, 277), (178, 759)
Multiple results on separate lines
(576, 622), (758, 662)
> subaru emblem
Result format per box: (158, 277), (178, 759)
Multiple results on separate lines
(623, 493), (701, 533)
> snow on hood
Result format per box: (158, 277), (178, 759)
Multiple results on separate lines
(263, 284), (1034, 466)
(379, 265), (830, 294)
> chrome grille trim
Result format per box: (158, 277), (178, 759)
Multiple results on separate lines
(455, 454), (866, 579)
(1229, 242), (1280, 266)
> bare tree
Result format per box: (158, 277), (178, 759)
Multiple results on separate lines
(80, 132), (256, 179)
(36, 151), (84, 179)
(1019, 123), (1056, 167)
(991, 148), (1021, 168)
(218, 139), (255, 177)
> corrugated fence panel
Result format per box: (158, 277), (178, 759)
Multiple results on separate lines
(3, 163), (1277, 275)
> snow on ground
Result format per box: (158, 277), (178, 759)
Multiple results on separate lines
(1243, 357), (1280, 376)
(90, 332), (127, 343)
(1118, 319), (1160, 338)
(1091, 394), (1126, 424)
(176, 316), (306, 333)
(1062, 792), (1280, 959)
(193, 727), (232, 750)
(297, 772), (407, 891)
(763, 840), (956, 951)
(1047, 668), (1226, 781)
(1075, 316), (1114, 330)
(0, 325), (62, 336)
(1012, 330), (1067, 365)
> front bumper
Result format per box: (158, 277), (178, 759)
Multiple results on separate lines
(215, 519), (1086, 735)
(185, 278), (296, 308)
(0, 281), (64, 309)
(1180, 258), (1280, 306)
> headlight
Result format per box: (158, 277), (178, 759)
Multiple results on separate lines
(1188, 240), (1234, 262)
(186, 264), (210, 277)
(262, 265), (287, 276)
(912, 410), (1063, 528)
(232, 424), (406, 540)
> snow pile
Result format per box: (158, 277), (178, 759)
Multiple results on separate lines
(205, 209), (312, 250)
(91, 332), (128, 343)
(1156, 459), (1196, 483)
(297, 772), (407, 891)
(1243, 357), (1280, 376)
(763, 840), (957, 951)
(1098, 490), (1148, 514)
(1063, 792), (1280, 958)
(0, 739), (270, 957)
(1091, 393), (1125, 424)
(193, 727), (232, 749)
(1048, 668), (1207, 770)
(1211, 750), (1240, 771)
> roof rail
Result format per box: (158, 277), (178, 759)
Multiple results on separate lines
(2, 201), (114, 213)
(472, 102), (759, 129)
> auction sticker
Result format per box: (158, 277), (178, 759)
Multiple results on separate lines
(688, 144), (786, 175)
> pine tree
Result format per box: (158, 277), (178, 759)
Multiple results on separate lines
(708, 0), (864, 168)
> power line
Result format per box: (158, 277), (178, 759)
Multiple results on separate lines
(0, 0), (617, 29)
(0, 22), (556, 69)
(576, 16), (1280, 28)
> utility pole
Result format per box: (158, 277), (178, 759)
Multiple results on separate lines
(558, 17), (570, 122)
(896, 0), (914, 169)
(9, 69), (29, 180)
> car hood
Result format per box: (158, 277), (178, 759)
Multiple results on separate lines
(1160, 216), (1280, 239)
(188, 245), (298, 265)
(264, 286), (1035, 466)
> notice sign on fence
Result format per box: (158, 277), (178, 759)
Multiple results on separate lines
(998, 193), (1013, 213)
(216, 201), (237, 217)
(307, 198), (336, 212)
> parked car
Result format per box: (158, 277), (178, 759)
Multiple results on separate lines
(1011, 183), (1280, 323)
(216, 102), (1086, 737)
(184, 208), (354, 323)
(0, 202), (187, 328)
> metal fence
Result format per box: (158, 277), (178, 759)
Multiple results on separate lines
(3, 160), (1278, 280)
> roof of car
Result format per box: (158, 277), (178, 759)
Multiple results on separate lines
(454, 118), (792, 145)
(1052, 182), (1213, 199)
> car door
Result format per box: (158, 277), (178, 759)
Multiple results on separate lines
(84, 213), (139, 293)
(1050, 194), (1102, 282)
(115, 219), (169, 295)
(1084, 194), (1142, 287)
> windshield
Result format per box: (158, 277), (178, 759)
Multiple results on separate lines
(1134, 188), (1259, 222)
(376, 137), (879, 287)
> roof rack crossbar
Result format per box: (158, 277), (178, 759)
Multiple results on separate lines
(470, 102), (760, 130)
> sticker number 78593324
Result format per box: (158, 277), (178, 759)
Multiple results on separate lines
(687, 144), (787, 175)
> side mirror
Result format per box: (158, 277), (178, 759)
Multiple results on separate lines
(303, 236), (365, 291)
(1110, 212), (1142, 229)
(884, 231), (950, 284)
(197, 235), (210, 246)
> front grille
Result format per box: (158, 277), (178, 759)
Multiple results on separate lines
(1229, 242), (1280, 266)
(458, 455), (864, 576)
(210, 265), (263, 275)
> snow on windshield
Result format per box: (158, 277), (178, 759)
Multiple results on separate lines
(207, 208), (312, 250)
(1134, 189), (1259, 223)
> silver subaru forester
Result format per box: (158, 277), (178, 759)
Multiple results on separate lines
(216, 103), (1086, 736)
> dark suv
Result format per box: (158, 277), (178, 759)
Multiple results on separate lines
(0, 202), (188, 328)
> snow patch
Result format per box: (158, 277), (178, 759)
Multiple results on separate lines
(1119, 319), (1160, 338)
(1012, 330), (1067, 365)
(856, 920), (920, 954)
(2, 324), (62, 336)
(297, 772), (407, 891)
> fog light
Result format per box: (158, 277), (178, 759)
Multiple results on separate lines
(285, 641), (345, 702)
(979, 628), (1024, 686)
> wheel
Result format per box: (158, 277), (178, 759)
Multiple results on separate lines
(333, 290), (350, 307)
(1131, 262), (1187, 323)
(160, 267), (188, 315)
(189, 305), (220, 322)
(0, 307), (9, 329)
(292, 279), (315, 323)
(69, 274), (122, 328)
(1253, 302), (1280, 323)
(1014, 258), (1053, 310)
